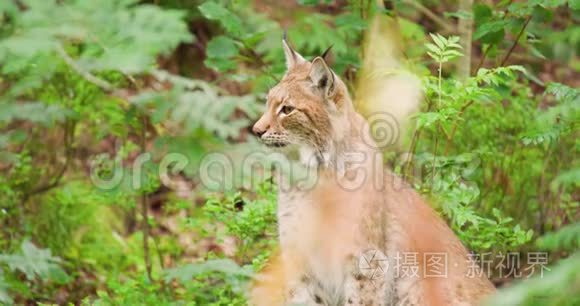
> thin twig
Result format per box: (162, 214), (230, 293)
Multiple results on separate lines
(500, 16), (532, 67)
(55, 45), (114, 92)
(403, 0), (455, 33)
(139, 114), (153, 282)
(403, 96), (435, 179)
(473, 0), (515, 73)
(21, 120), (76, 202)
(430, 136), (439, 191)
(443, 100), (474, 155)
(474, 44), (491, 74)
(125, 69), (153, 282)
(458, 0), (473, 80)
(152, 234), (165, 269)
(403, 128), (421, 180)
(536, 143), (554, 235)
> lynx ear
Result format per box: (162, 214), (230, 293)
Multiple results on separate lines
(282, 35), (305, 69)
(309, 57), (335, 97)
(320, 45), (333, 62)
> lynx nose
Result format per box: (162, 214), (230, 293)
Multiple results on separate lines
(252, 123), (267, 137)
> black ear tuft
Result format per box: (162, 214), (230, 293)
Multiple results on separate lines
(321, 45), (333, 61)
(282, 32), (306, 69)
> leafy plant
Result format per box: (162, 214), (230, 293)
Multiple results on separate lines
(486, 253), (580, 306)
(198, 180), (277, 258)
(0, 241), (68, 302)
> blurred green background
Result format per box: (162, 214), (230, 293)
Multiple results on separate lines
(0, 0), (578, 305)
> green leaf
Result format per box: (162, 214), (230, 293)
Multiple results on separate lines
(545, 82), (580, 102)
(335, 13), (367, 31)
(444, 10), (472, 20)
(427, 51), (438, 61)
(537, 0), (568, 8)
(0, 240), (68, 283)
(415, 112), (443, 129)
(529, 45), (547, 59)
(443, 50), (464, 58)
(0, 102), (68, 126)
(425, 43), (441, 54)
(204, 35), (239, 71)
(508, 2), (534, 17)
(0, 271), (11, 305)
(537, 223), (580, 251)
(131, 73), (258, 140)
(526, 229), (534, 241)
(163, 259), (253, 283)
(487, 254), (580, 305)
(206, 36), (239, 59)
(0, 1), (18, 16)
(198, 2), (243, 35)
(430, 33), (446, 49)
(474, 4), (493, 23)
(474, 20), (507, 44)
(551, 168), (580, 189)
(0, 1), (193, 74)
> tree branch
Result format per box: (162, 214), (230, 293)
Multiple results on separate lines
(403, 96), (436, 180)
(474, 44), (491, 74)
(458, 0), (473, 80)
(21, 120), (76, 202)
(472, 0), (515, 73)
(403, 0), (455, 33)
(443, 100), (474, 155)
(500, 16), (532, 67)
(137, 105), (152, 282)
(55, 45), (114, 92)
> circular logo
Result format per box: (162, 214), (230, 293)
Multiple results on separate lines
(362, 112), (400, 149)
(357, 249), (389, 281)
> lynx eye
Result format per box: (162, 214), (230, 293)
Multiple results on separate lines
(280, 105), (295, 115)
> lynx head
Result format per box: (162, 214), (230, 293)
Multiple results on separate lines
(252, 37), (352, 156)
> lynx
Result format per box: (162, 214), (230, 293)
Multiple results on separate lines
(249, 38), (495, 306)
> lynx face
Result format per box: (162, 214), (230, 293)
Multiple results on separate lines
(252, 40), (340, 154)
